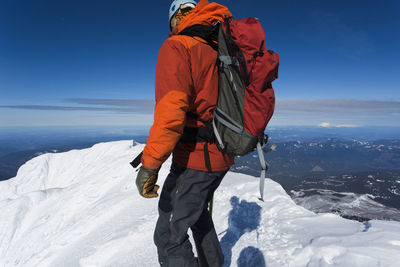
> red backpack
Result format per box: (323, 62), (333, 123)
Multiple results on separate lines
(180, 17), (279, 200)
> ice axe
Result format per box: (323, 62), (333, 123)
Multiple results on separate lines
(130, 151), (143, 171)
(208, 195), (214, 217)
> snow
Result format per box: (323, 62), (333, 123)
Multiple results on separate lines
(291, 189), (400, 221)
(1, 140), (400, 267)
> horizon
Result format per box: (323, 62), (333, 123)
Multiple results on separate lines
(2, 124), (400, 128)
(1, 0), (400, 127)
(1, 124), (400, 142)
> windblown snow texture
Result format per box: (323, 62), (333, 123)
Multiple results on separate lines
(1, 141), (400, 266)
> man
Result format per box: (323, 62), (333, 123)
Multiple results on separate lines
(135, 0), (234, 266)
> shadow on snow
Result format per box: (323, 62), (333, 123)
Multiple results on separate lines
(220, 196), (266, 267)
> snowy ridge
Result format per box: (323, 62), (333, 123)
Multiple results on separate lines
(291, 189), (400, 221)
(1, 141), (400, 266)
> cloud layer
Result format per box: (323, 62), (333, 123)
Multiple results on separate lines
(1, 98), (155, 114)
(273, 99), (400, 126)
(276, 99), (400, 115)
(2, 98), (400, 127)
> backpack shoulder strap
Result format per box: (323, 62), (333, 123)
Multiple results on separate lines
(179, 23), (220, 50)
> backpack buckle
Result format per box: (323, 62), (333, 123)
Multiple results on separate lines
(258, 134), (269, 146)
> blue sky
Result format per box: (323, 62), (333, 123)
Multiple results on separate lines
(1, 0), (399, 127)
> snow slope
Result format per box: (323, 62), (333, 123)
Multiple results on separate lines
(1, 140), (400, 267)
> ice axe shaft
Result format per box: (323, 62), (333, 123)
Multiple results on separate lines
(130, 151), (143, 169)
(208, 194), (214, 216)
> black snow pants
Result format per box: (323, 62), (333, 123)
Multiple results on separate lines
(154, 162), (228, 267)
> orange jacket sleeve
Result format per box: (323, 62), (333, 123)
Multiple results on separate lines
(141, 38), (193, 170)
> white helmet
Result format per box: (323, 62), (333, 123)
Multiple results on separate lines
(169, 0), (197, 22)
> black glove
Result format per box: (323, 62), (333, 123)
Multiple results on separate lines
(136, 165), (160, 198)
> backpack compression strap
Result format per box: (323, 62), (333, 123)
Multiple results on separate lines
(256, 142), (267, 201)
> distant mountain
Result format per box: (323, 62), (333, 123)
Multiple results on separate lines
(232, 138), (400, 221)
(0, 135), (148, 181)
(233, 138), (400, 178)
(266, 126), (400, 142)
(285, 170), (400, 221)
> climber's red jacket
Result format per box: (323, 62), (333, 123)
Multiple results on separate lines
(141, 0), (234, 172)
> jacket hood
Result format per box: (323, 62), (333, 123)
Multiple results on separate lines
(170, 0), (232, 36)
